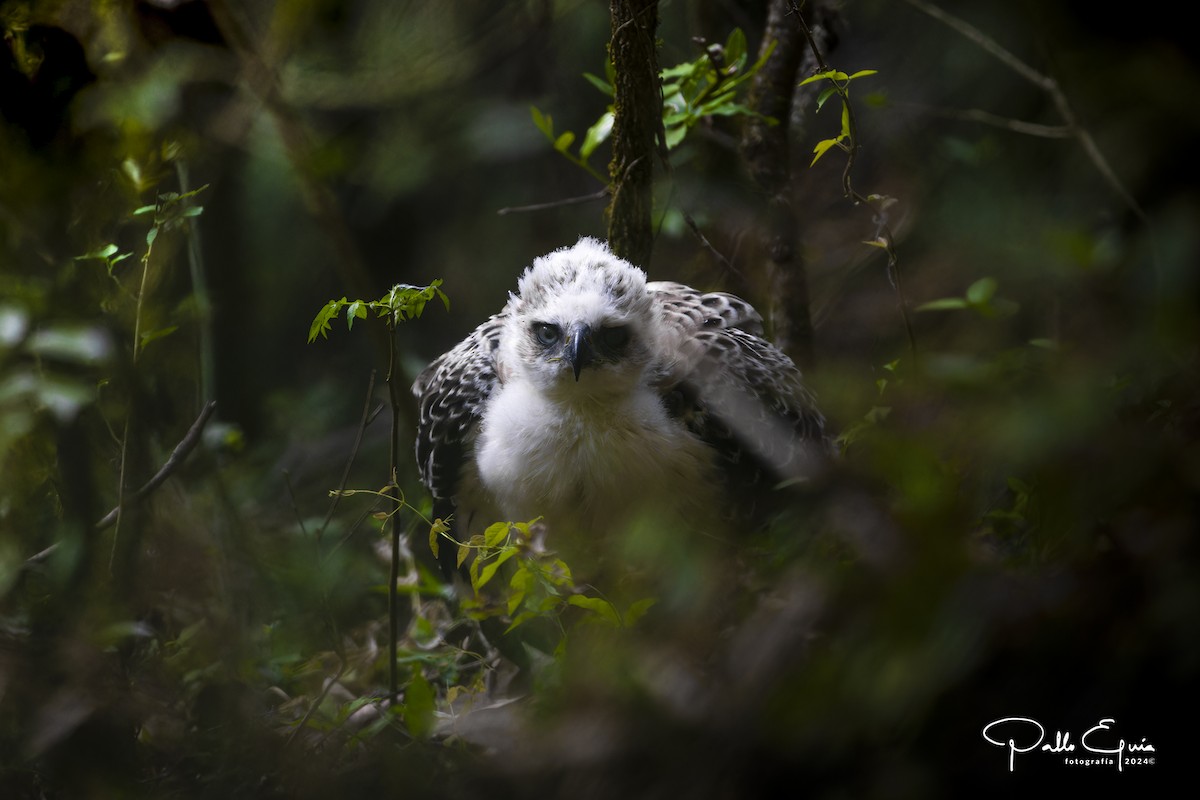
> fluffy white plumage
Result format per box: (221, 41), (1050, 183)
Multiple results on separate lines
(413, 237), (826, 565)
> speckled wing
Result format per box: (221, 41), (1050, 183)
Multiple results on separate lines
(648, 282), (827, 490)
(412, 314), (505, 505)
(648, 281), (765, 337)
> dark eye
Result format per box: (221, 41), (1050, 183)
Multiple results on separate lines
(597, 325), (630, 350)
(532, 322), (561, 346)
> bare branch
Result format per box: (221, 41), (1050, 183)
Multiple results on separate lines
(27, 401), (219, 569)
(497, 188), (609, 216)
(911, 105), (1074, 138)
(96, 400), (218, 531)
(901, 0), (1149, 228)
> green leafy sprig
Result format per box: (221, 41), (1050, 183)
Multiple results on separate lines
(308, 281), (449, 343)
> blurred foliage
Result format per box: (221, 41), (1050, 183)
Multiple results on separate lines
(1, 0), (1197, 797)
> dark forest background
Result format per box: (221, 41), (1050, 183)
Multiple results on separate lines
(2, 0), (1197, 797)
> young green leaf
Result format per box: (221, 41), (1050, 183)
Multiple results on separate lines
(816, 85), (837, 111)
(624, 597), (657, 626)
(553, 130), (575, 154)
(582, 72), (613, 96)
(483, 521), (510, 550)
(567, 595), (621, 625)
(966, 277), (998, 306)
(530, 106), (553, 139)
(308, 298), (344, 342)
(139, 325), (179, 348)
(724, 28), (748, 68)
(799, 69), (837, 87)
(474, 547), (517, 591)
(507, 564), (533, 615)
(916, 297), (969, 312)
(76, 244), (120, 261)
(580, 111), (613, 160)
(810, 135), (844, 166)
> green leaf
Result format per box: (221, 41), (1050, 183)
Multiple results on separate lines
(507, 565), (532, 615)
(553, 130), (575, 153)
(840, 101), (851, 137)
(1007, 476), (1032, 495)
(664, 124), (689, 150)
(483, 521), (510, 550)
(345, 300), (366, 330)
(624, 597), (657, 626)
(474, 547), (517, 591)
(810, 135), (843, 166)
(580, 111), (613, 160)
(530, 106), (553, 140)
(916, 297), (969, 312)
(145, 226), (159, 247)
(966, 276), (998, 306)
(798, 70), (835, 87)
(76, 243), (119, 261)
(308, 298), (345, 343)
(568, 595), (621, 625)
(815, 85), (838, 111)
(403, 673), (436, 739)
(661, 60), (702, 81)
(582, 72), (613, 96)
(504, 609), (540, 634)
(847, 69), (878, 81)
(724, 28), (748, 68)
(139, 325), (178, 348)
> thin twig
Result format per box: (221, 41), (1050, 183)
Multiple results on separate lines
(901, 0), (1051, 90)
(788, 0), (830, 72)
(909, 105), (1074, 138)
(789, 0), (917, 362)
(284, 656), (347, 749)
(281, 470), (309, 537)
(96, 400), (218, 531)
(317, 370), (380, 544)
(683, 211), (744, 278)
(901, 0), (1150, 229)
(497, 188), (609, 216)
(27, 400), (219, 568)
(386, 327), (403, 704)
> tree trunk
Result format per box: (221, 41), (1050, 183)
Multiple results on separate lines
(605, 0), (660, 268)
(740, 0), (838, 369)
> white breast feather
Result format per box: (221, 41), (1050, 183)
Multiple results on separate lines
(474, 378), (714, 535)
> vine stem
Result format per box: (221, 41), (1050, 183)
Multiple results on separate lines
(387, 326), (401, 703)
(790, 0), (918, 365)
(111, 215), (159, 573)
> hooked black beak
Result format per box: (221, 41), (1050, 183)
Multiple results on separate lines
(568, 322), (595, 381)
